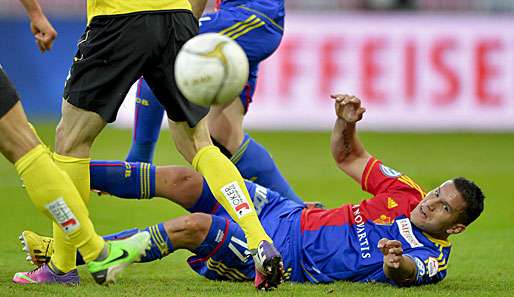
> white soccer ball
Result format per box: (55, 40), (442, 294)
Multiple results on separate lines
(175, 33), (249, 107)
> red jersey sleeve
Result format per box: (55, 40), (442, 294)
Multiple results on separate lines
(361, 157), (425, 202)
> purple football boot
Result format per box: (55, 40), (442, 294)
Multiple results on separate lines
(251, 240), (284, 290)
(12, 263), (80, 285)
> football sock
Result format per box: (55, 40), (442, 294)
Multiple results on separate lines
(52, 153), (104, 264)
(141, 224), (174, 262)
(14, 145), (104, 271)
(125, 79), (164, 163)
(90, 160), (155, 199)
(192, 145), (271, 250)
(75, 224), (173, 265)
(192, 215), (231, 257)
(232, 134), (304, 204)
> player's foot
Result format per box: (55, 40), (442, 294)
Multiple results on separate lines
(87, 231), (151, 285)
(19, 230), (53, 267)
(12, 263), (79, 285)
(251, 240), (284, 290)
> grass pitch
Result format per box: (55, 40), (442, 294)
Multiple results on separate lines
(0, 123), (512, 296)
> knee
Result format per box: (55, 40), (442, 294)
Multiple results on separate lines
(169, 119), (212, 163)
(182, 213), (211, 244)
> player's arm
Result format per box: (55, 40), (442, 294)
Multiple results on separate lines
(188, 0), (208, 19)
(18, 0), (57, 52)
(378, 238), (417, 286)
(330, 94), (371, 183)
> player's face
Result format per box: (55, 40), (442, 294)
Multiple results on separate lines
(410, 180), (467, 237)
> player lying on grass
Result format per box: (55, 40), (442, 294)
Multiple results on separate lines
(19, 94), (484, 286)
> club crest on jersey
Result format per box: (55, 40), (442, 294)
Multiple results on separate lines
(396, 218), (423, 248)
(45, 198), (80, 234)
(427, 257), (439, 277)
(221, 182), (251, 219)
(415, 257), (426, 278)
(379, 164), (401, 178)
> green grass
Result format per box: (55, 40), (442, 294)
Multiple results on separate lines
(0, 123), (513, 296)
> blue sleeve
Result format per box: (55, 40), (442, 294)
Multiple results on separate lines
(404, 247), (448, 285)
(364, 248), (447, 286)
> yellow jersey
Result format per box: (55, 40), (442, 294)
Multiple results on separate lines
(87, 0), (192, 23)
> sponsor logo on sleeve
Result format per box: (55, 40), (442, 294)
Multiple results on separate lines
(46, 197), (80, 234)
(379, 164), (402, 178)
(396, 218), (423, 248)
(221, 182), (252, 219)
(415, 257), (426, 278)
(427, 257), (439, 277)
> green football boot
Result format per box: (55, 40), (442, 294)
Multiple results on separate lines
(87, 231), (151, 285)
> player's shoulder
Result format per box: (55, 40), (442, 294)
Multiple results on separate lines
(418, 230), (452, 269)
(363, 157), (426, 199)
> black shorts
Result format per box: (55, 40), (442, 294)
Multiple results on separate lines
(0, 67), (20, 118)
(63, 11), (209, 126)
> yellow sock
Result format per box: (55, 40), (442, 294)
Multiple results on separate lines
(52, 153), (91, 203)
(52, 152), (104, 264)
(50, 223), (77, 272)
(192, 145), (271, 249)
(14, 145), (104, 269)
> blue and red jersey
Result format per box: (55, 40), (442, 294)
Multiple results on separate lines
(297, 157), (451, 285)
(185, 156), (451, 285)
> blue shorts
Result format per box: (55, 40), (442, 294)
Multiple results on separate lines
(187, 181), (305, 282)
(199, 5), (284, 112)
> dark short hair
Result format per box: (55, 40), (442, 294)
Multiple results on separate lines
(453, 177), (485, 225)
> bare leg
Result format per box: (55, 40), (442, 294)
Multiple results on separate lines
(167, 117), (213, 163)
(155, 166), (204, 209)
(207, 98), (245, 154)
(163, 213), (211, 250)
(55, 100), (106, 157)
(0, 102), (40, 163)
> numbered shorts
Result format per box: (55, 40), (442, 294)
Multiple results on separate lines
(0, 66), (20, 118)
(199, 5), (284, 112)
(63, 11), (209, 126)
(186, 180), (305, 282)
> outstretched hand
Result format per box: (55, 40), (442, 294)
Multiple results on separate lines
(331, 94), (366, 124)
(29, 13), (57, 52)
(378, 238), (404, 269)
